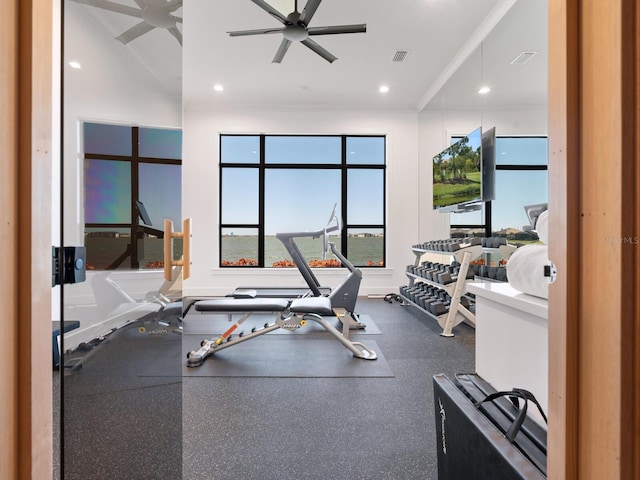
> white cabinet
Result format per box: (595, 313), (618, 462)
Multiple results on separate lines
(467, 282), (549, 425)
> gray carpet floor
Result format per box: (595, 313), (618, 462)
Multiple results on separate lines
(55, 297), (475, 479)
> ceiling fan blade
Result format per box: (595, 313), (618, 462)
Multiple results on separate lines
(299, 0), (322, 25)
(173, 15), (183, 24)
(165, 0), (183, 12)
(68, 0), (142, 19)
(307, 24), (367, 35)
(132, 0), (146, 8)
(227, 27), (284, 37)
(301, 38), (337, 63)
(272, 38), (292, 63)
(167, 26), (182, 46)
(116, 21), (155, 44)
(250, 0), (289, 24)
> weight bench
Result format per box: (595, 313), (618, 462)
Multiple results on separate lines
(186, 296), (377, 367)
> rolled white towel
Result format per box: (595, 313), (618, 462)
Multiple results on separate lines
(535, 210), (549, 244)
(506, 244), (549, 299)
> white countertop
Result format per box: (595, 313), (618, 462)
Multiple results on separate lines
(467, 282), (548, 319)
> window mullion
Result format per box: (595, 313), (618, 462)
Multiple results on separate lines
(341, 136), (348, 255)
(131, 127), (140, 269)
(258, 135), (266, 267)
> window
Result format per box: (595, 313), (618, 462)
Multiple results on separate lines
(450, 136), (548, 241)
(83, 123), (182, 270)
(220, 134), (386, 268)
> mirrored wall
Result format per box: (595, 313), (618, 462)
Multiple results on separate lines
(419, 0), (548, 240)
(58, 1), (183, 478)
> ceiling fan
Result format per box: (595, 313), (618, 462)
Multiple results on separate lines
(69, 0), (183, 46)
(228, 0), (366, 63)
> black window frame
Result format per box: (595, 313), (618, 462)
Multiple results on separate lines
(219, 134), (387, 268)
(84, 124), (182, 270)
(449, 135), (548, 237)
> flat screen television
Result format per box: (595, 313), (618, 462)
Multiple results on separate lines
(432, 126), (483, 212)
(481, 126), (496, 202)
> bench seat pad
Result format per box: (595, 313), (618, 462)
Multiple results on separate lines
(195, 298), (290, 312)
(289, 297), (333, 316)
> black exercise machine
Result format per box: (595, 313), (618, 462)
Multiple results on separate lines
(231, 204), (366, 332)
(185, 206), (377, 366)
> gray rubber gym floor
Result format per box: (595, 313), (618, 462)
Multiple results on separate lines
(55, 297), (475, 480)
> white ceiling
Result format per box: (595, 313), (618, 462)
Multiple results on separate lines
(67, 0), (547, 112)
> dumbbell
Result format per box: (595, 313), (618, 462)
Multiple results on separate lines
(496, 267), (508, 282)
(430, 301), (449, 316)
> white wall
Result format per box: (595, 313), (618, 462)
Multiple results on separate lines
(182, 107), (425, 297)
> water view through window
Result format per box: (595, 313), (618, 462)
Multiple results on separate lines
(220, 134), (386, 267)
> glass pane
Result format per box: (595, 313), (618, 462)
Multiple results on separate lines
(496, 137), (548, 165)
(450, 205), (484, 226)
(221, 228), (259, 266)
(83, 122), (131, 156)
(221, 135), (260, 163)
(450, 227), (487, 238)
(268, 234), (341, 268)
(139, 163), (182, 226)
(139, 127), (182, 159)
(347, 228), (384, 267)
(221, 168), (259, 224)
(347, 169), (384, 224)
(346, 136), (385, 165)
(265, 169), (341, 233)
(265, 136), (341, 164)
(138, 236), (165, 269)
(492, 170), (548, 241)
(84, 159), (131, 223)
(84, 227), (132, 270)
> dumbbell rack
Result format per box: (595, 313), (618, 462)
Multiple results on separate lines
(399, 238), (483, 337)
(469, 237), (518, 282)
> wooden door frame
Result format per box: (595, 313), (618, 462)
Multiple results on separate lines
(2, 0), (639, 479)
(1, 0), (53, 478)
(548, 0), (639, 478)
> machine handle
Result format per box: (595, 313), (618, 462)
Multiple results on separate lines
(164, 218), (191, 281)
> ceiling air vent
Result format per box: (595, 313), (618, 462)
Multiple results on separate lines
(392, 50), (409, 62)
(510, 51), (538, 65)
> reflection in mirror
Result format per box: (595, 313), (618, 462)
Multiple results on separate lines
(418, 0), (547, 241)
(58, 1), (183, 478)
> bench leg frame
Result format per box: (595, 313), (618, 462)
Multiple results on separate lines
(186, 311), (377, 367)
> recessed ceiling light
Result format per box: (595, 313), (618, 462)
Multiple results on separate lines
(69, 61), (82, 69)
(379, 85), (390, 94)
(478, 86), (491, 95)
(213, 84), (224, 92)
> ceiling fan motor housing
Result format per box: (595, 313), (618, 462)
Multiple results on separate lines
(283, 24), (308, 42)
